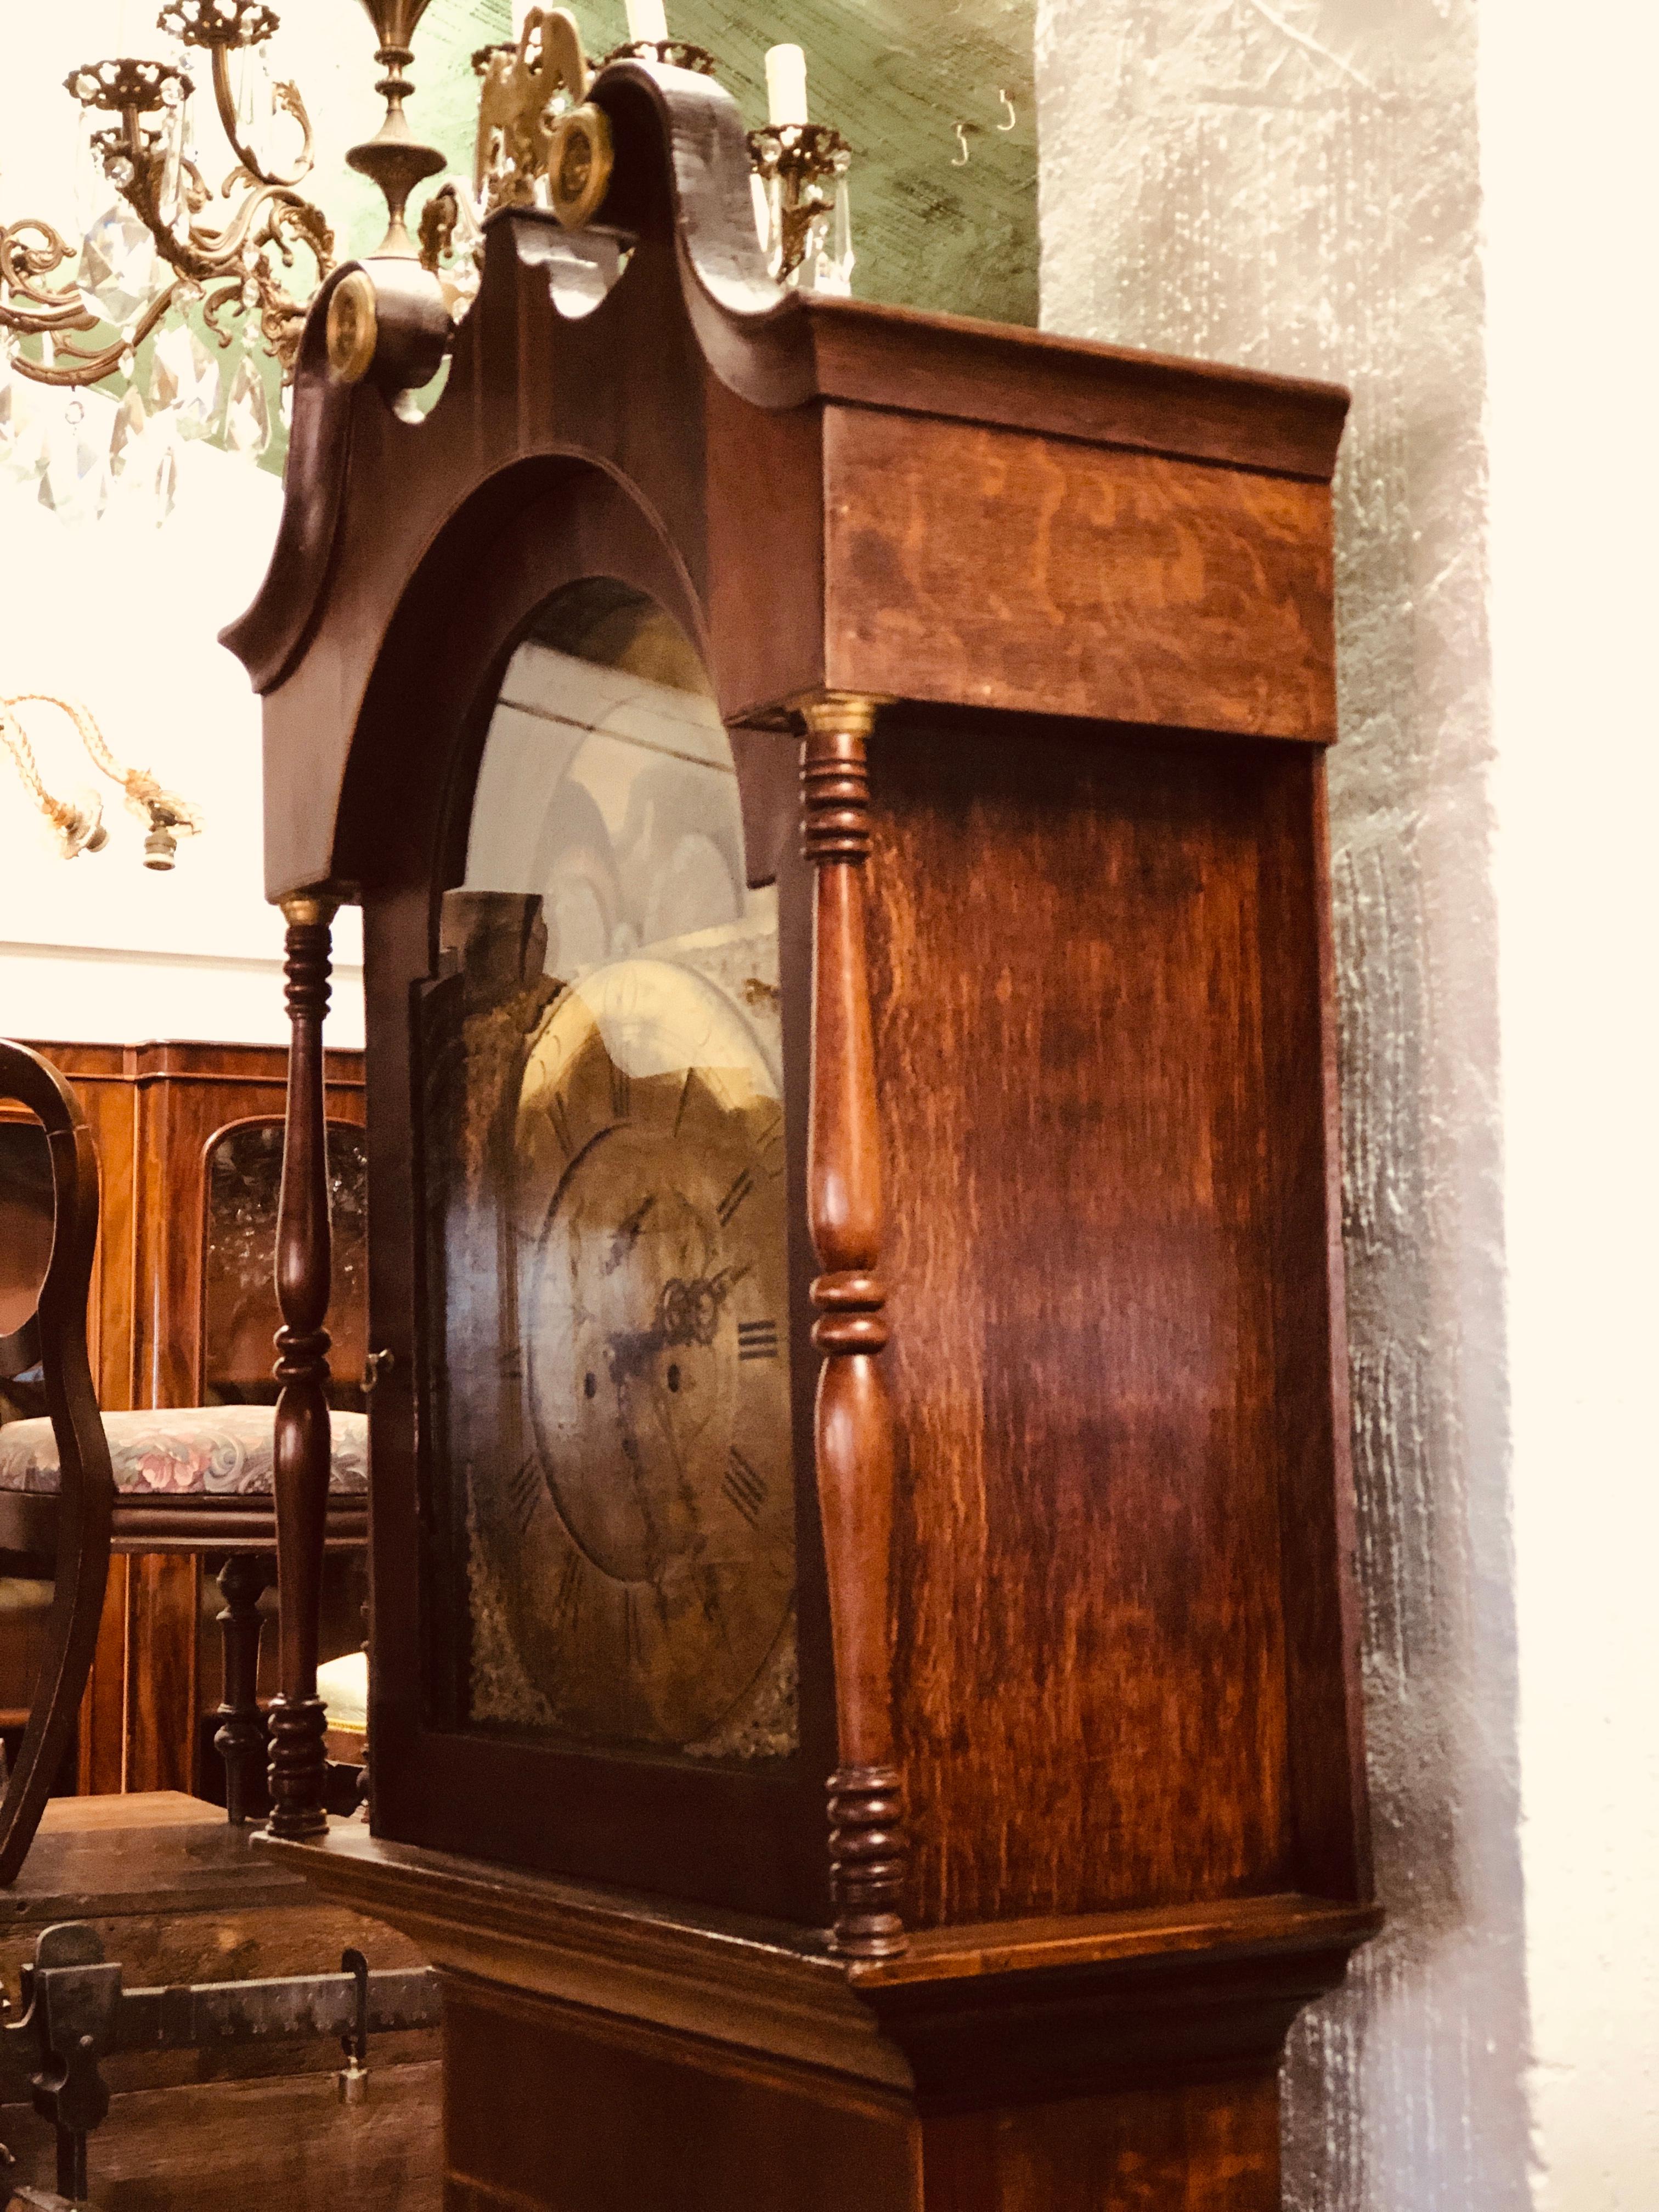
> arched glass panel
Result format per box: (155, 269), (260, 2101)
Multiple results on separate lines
(421, 582), (795, 1763)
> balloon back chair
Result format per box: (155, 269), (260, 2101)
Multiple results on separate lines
(0, 1040), (365, 1878)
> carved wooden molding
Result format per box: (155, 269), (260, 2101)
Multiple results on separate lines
(799, 693), (906, 1961)
(268, 894), (337, 1841)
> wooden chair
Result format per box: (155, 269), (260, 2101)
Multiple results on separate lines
(0, 1041), (367, 1877)
(0, 1041), (111, 1882)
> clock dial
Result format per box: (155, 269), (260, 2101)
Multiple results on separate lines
(472, 960), (793, 1748)
(421, 579), (799, 1761)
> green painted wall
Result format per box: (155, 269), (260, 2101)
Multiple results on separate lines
(332, 0), (1037, 324)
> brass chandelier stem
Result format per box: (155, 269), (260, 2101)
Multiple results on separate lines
(347, 0), (446, 258)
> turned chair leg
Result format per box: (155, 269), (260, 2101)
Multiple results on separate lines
(213, 1553), (269, 1826)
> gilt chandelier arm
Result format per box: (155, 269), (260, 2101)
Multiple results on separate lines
(66, 51), (335, 377)
(0, 219), (180, 390)
(157, 2), (320, 193)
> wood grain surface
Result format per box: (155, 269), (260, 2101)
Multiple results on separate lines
(799, 291), (1347, 478)
(802, 698), (907, 1958)
(822, 409), (1338, 739)
(0, 2062), (440, 2211)
(439, 1970), (1288, 2210)
(864, 713), (1358, 1926)
(916, 2073), (1280, 2212)
(0, 1795), (433, 2137)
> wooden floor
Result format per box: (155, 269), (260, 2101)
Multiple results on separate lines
(0, 1793), (440, 2209)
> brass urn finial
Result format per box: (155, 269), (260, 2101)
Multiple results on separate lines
(348, 0), (446, 256)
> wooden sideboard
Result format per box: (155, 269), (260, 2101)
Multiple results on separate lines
(8, 1040), (365, 1798)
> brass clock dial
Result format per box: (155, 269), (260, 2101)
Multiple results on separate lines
(474, 957), (794, 1751)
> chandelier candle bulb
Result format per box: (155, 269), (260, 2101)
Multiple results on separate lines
(765, 44), (809, 127)
(625, 0), (670, 43)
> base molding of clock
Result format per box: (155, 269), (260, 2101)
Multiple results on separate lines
(261, 1826), (1377, 2208)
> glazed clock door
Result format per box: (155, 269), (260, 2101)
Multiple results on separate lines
(415, 579), (806, 1798)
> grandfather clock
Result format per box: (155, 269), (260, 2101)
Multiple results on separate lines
(226, 42), (1376, 2212)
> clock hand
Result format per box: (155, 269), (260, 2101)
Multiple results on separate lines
(601, 1265), (760, 1386)
(658, 1266), (752, 1349)
(605, 1192), (656, 1276)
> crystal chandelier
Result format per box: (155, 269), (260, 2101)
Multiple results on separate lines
(0, 2), (334, 516)
(0, 4), (855, 525)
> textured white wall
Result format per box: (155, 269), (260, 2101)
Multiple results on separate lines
(1039, 3), (1520, 2205)
(1038, 3), (1659, 2206)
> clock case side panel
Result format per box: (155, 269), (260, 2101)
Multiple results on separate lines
(862, 710), (1370, 1931)
(340, 460), (837, 1923)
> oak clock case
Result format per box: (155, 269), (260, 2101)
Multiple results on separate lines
(418, 583), (799, 1765)
(229, 48), (1377, 2212)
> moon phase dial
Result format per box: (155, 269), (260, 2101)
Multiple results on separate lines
(474, 958), (794, 1753)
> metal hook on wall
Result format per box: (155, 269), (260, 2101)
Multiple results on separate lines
(997, 89), (1017, 131)
(952, 121), (970, 167)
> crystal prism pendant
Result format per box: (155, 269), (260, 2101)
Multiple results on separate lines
(109, 387), (149, 476)
(0, 379), (48, 487)
(825, 173), (855, 295)
(799, 174), (854, 297)
(38, 395), (116, 525)
(221, 356), (271, 460)
(77, 205), (162, 332)
(105, 382), (178, 524)
(109, 424), (181, 528)
(149, 322), (222, 440)
(156, 100), (188, 234)
(233, 42), (279, 174)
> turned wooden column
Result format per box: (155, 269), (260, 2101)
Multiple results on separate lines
(213, 1553), (269, 1825)
(268, 894), (337, 1840)
(799, 695), (906, 1961)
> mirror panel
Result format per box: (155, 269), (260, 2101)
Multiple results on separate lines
(202, 1120), (368, 1412)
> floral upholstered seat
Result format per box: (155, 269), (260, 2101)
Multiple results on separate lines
(0, 1404), (368, 1498)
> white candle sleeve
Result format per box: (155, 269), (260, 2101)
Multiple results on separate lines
(765, 44), (810, 128)
(625, 0), (670, 41)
